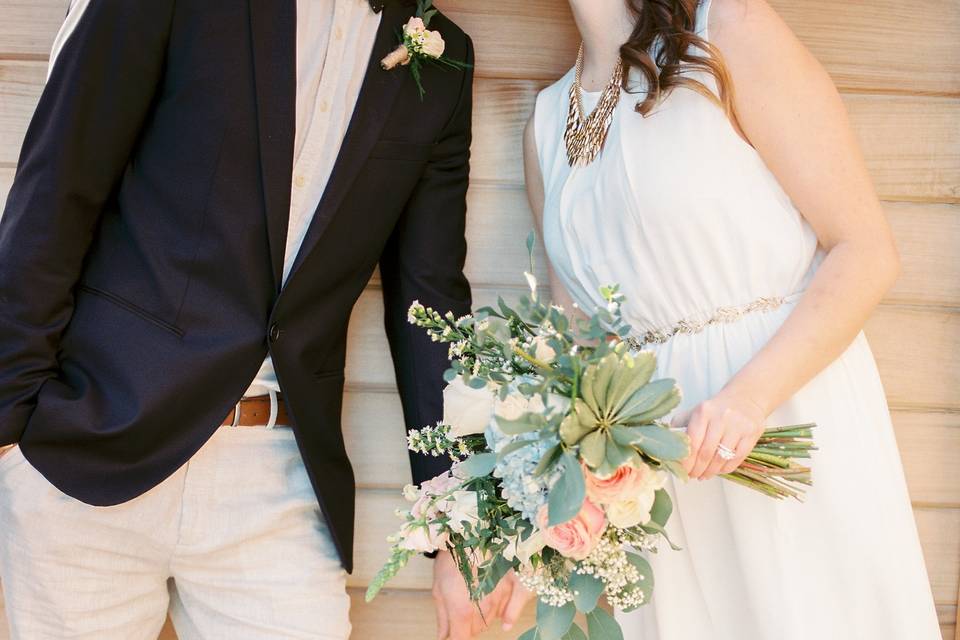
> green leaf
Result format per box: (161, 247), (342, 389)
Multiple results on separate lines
(467, 376), (488, 390)
(632, 425), (689, 461)
(579, 430), (607, 468)
(497, 413), (547, 436)
(569, 572), (604, 613)
(603, 435), (636, 469)
(662, 459), (689, 482)
(649, 488), (672, 528)
(519, 628), (542, 640)
(563, 623), (587, 640)
(605, 352), (656, 416)
(617, 379), (680, 424)
(536, 600), (576, 640)
(548, 453), (586, 526)
(624, 552), (654, 590)
(559, 403), (595, 446)
(457, 452), (497, 478)
(585, 607), (624, 640)
(534, 443), (563, 476)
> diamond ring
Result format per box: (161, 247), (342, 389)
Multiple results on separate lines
(716, 444), (736, 461)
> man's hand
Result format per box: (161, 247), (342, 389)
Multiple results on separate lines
(432, 550), (532, 639)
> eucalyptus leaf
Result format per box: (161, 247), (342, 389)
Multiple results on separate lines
(496, 438), (539, 461)
(457, 452), (497, 478)
(536, 600), (576, 640)
(534, 443), (563, 476)
(585, 607), (624, 640)
(569, 572), (604, 613)
(563, 623), (587, 640)
(519, 628), (542, 640)
(548, 453), (586, 526)
(632, 425), (689, 461)
(497, 413), (547, 436)
(649, 488), (672, 528)
(624, 552), (654, 590)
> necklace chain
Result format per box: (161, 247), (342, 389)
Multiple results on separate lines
(564, 44), (624, 167)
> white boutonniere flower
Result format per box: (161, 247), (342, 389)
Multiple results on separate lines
(380, 0), (470, 99)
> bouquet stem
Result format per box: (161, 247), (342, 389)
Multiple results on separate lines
(724, 423), (816, 500)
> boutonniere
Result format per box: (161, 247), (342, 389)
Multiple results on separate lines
(380, 0), (470, 99)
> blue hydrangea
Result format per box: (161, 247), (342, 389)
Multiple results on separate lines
(486, 424), (562, 523)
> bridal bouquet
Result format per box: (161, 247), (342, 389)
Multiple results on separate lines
(367, 238), (815, 639)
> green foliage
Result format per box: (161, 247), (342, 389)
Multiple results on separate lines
(548, 452), (586, 526)
(536, 600), (577, 640)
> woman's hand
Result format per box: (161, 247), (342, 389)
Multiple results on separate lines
(682, 391), (768, 481)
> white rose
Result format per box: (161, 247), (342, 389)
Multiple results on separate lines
(421, 29), (446, 58)
(403, 17), (426, 36)
(444, 490), (479, 535)
(605, 489), (659, 529)
(443, 377), (496, 438)
(503, 530), (546, 567)
(494, 393), (528, 422)
(531, 336), (556, 363)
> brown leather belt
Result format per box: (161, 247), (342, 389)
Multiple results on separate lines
(221, 394), (292, 427)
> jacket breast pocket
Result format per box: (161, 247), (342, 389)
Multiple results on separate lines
(367, 140), (436, 163)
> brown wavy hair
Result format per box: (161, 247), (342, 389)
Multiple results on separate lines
(621, 0), (734, 116)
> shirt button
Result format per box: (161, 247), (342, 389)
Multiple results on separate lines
(269, 323), (281, 343)
(319, 99), (330, 113)
(334, 25), (344, 41)
(294, 175), (306, 188)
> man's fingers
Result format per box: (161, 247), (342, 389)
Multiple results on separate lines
(434, 592), (449, 640)
(502, 582), (531, 631)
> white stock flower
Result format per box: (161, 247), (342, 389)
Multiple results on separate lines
(443, 377), (496, 438)
(421, 29), (446, 58)
(402, 484), (420, 502)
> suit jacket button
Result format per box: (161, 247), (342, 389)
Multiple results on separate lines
(269, 323), (281, 343)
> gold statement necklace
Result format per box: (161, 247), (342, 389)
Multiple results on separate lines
(564, 44), (624, 167)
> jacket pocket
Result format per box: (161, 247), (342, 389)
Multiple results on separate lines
(77, 285), (185, 338)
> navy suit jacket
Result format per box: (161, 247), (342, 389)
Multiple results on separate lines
(0, 0), (473, 572)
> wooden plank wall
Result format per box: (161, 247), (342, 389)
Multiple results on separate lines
(1, 1), (958, 638)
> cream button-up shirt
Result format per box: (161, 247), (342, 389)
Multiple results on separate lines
(247, 0), (382, 396)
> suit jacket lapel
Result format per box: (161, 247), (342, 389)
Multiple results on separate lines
(286, 3), (413, 282)
(248, 0), (296, 292)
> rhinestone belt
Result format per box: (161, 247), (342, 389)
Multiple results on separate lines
(626, 295), (792, 349)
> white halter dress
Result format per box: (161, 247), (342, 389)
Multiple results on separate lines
(533, 2), (941, 638)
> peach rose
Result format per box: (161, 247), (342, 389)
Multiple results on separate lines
(584, 460), (662, 505)
(420, 29), (446, 58)
(537, 498), (606, 560)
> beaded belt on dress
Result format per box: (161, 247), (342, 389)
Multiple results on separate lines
(626, 294), (799, 349)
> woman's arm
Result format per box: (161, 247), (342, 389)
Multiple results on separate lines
(685, 0), (901, 480)
(523, 112), (579, 314)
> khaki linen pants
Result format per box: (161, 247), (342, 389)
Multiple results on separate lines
(0, 426), (351, 639)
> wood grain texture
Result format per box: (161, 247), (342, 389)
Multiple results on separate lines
(3, 0), (959, 95)
(339, 285), (960, 411)
(3, 64), (959, 202)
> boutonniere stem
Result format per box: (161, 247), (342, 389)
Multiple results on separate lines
(381, 0), (470, 99)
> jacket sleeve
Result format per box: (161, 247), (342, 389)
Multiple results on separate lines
(0, 0), (175, 444)
(379, 35), (475, 486)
